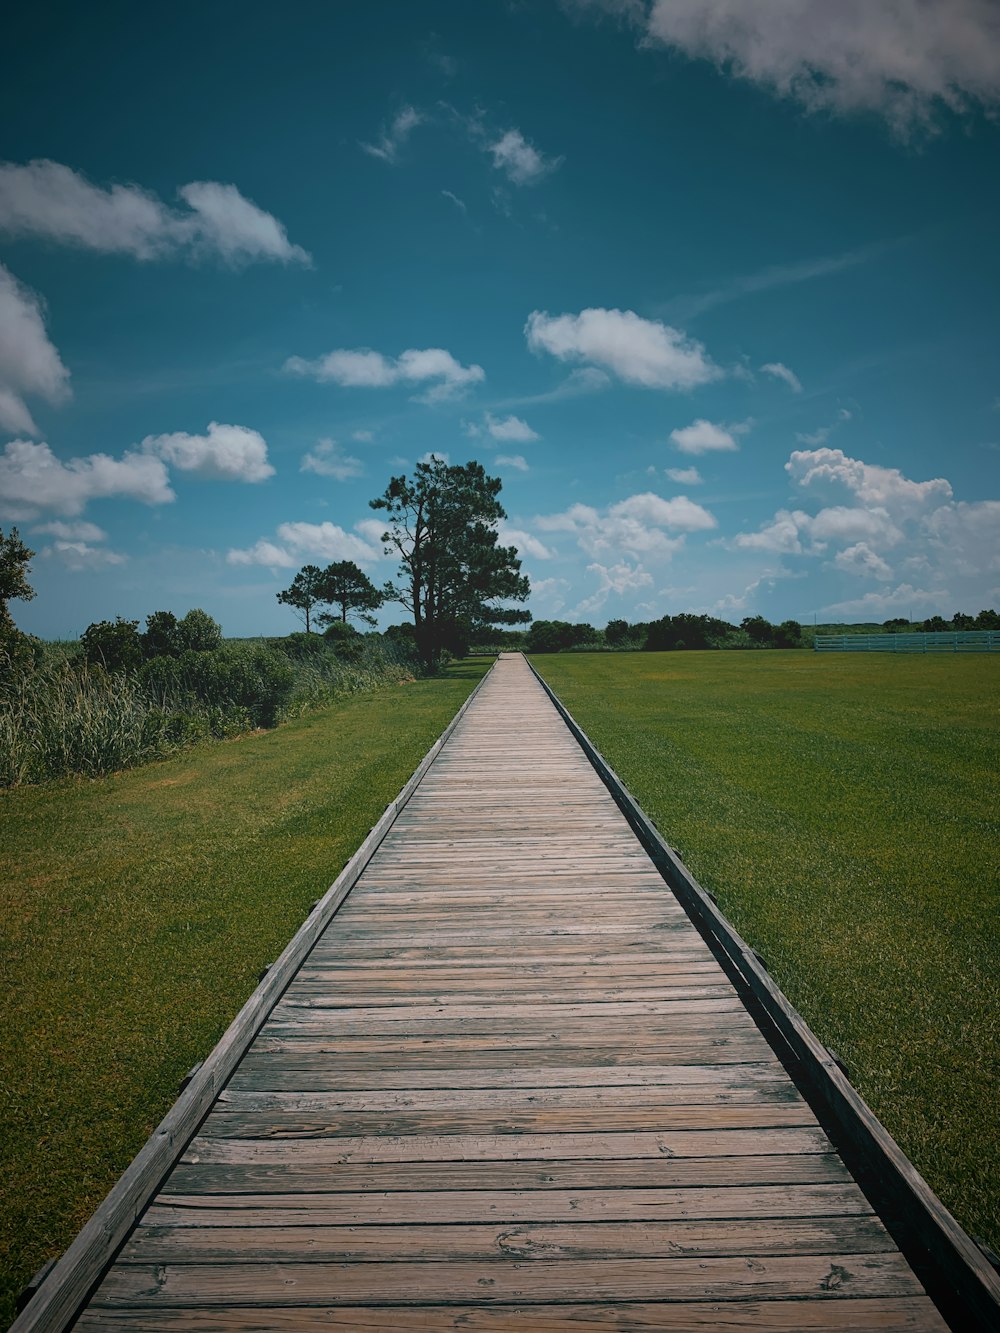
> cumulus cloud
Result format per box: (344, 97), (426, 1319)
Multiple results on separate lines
(42, 540), (127, 571)
(728, 446), (998, 610)
(0, 264), (71, 435)
(361, 107), (424, 163)
(822, 583), (949, 619)
(495, 454), (530, 472)
(670, 418), (749, 455)
(0, 159), (310, 265)
(760, 361), (803, 393)
(0, 438), (173, 520)
(786, 447), (952, 516)
(834, 541), (894, 580)
(300, 438), (364, 481)
(488, 129), (563, 185)
(485, 412), (539, 442)
(498, 524), (553, 559)
(537, 491), (716, 561)
(227, 520), (384, 569)
(285, 345), (485, 404)
(732, 508), (809, 554)
(526, 307), (719, 390)
(32, 519), (107, 542)
(142, 421), (274, 482)
(576, 0), (1000, 134)
(665, 465), (703, 484)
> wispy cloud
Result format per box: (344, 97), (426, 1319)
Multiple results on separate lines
(760, 362), (803, 393)
(488, 129), (563, 186)
(660, 242), (890, 323)
(360, 106), (424, 164)
(300, 438), (364, 481)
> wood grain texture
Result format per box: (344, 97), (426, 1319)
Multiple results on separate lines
(60, 655), (957, 1330)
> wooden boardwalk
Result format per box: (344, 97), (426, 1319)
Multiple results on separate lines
(66, 656), (952, 1327)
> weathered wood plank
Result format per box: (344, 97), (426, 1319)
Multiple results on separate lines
(73, 1298), (951, 1331)
(90, 1254), (922, 1306)
(119, 1215), (892, 1263)
(147, 1184), (874, 1226)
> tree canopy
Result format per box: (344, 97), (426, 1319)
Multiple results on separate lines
(315, 560), (383, 628)
(276, 565), (327, 633)
(371, 457), (530, 667)
(0, 526), (36, 638)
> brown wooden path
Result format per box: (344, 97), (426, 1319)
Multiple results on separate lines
(75, 653), (946, 1329)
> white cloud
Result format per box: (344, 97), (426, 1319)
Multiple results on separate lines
(441, 189), (467, 214)
(526, 307), (719, 390)
(822, 583), (948, 619)
(32, 519), (107, 542)
(42, 540), (127, 571)
(488, 130), (562, 185)
(498, 524), (553, 559)
(760, 361), (803, 393)
(0, 264), (71, 435)
(142, 421), (274, 482)
(537, 490), (716, 562)
(227, 520), (384, 569)
(352, 429), (374, 443)
(0, 438), (173, 520)
(361, 107), (424, 163)
(485, 412), (539, 442)
(0, 159), (310, 265)
(833, 541), (894, 580)
(495, 454), (530, 472)
(786, 447), (952, 516)
(285, 345), (484, 403)
(574, 560), (654, 616)
(300, 438), (364, 481)
(732, 508), (809, 554)
(608, 0), (1000, 134)
(670, 418), (749, 455)
(665, 466), (703, 484)
(809, 505), (903, 548)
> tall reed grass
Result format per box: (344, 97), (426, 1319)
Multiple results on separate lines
(0, 636), (416, 787)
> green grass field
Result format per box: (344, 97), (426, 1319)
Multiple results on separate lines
(534, 650), (999, 1253)
(0, 661), (488, 1329)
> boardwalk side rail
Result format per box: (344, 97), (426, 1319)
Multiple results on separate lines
(525, 654), (1000, 1331)
(12, 660), (497, 1333)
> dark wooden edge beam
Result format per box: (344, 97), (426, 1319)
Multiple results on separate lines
(11, 659), (498, 1333)
(524, 653), (1000, 1332)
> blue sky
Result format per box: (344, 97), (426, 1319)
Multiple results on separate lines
(2, 0), (998, 638)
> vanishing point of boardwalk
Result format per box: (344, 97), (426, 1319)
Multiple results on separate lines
(38, 655), (953, 1327)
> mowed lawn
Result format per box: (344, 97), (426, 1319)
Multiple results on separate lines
(0, 661), (488, 1329)
(534, 650), (999, 1252)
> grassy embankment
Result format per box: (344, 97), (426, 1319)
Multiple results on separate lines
(534, 651), (999, 1252)
(0, 660), (489, 1329)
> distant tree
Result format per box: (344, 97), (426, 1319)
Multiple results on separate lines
(0, 526), (36, 638)
(526, 620), (595, 653)
(316, 560), (383, 628)
(975, 608), (1000, 629)
(142, 610), (184, 659)
(371, 457), (530, 669)
(178, 607), (223, 652)
(604, 618), (629, 647)
(920, 615), (949, 633)
(741, 615), (776, 647)
(323, 620), (364, 660)
(883, 617), (910, 632)
(80, 617), (143, 672)
(775, 619), (803, 648)
(277, 565), (327, 633)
